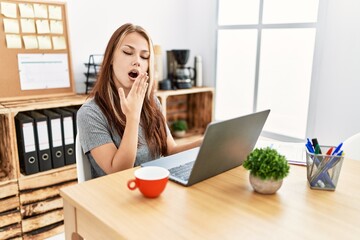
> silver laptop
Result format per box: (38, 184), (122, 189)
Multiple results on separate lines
(142, 109), (270, 186)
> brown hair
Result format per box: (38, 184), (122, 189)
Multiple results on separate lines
(90, 23), (168, 157)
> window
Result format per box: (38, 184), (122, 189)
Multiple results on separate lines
(216, 0), (319, 139)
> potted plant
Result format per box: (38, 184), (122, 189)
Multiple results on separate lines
(243, 147), (290, 194)
(171, 120), (188, 138)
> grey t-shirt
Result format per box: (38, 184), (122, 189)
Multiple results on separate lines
(77, 97), (169, 179)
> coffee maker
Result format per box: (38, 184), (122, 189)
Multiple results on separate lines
(168, 49), (195, 89)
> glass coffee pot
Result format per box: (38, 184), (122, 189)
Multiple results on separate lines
(172, 49), (195, 89)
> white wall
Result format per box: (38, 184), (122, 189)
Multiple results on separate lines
(64, 0), (360, 145)
(65, 0), (217, 93)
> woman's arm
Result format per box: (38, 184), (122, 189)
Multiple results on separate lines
(90, 117), (140, 173)
(166, 132), (203, 156)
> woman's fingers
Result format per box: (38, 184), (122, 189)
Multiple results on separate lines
(134, 72), (148, 96)
(118, 87), (126, 102)
(141, 83), (149, 97)
(129, 72), (147, 95)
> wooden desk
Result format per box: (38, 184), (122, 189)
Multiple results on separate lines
(60, 159), (360, 240)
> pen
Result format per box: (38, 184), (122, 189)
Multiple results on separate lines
(332, 142), (343, 156)
(311, 138), (322, 154)
(326, 147), (334, 155)
(306, 138), (314, 153)
(322, 146), (334, 165)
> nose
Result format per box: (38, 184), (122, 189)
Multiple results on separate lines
(132, 55), (141, 67)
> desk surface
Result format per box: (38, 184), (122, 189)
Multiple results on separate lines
(60, 159), (360, 240)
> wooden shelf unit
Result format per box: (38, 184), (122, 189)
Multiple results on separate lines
(0, 94), (88, 239)
(156, 87), (214, 138)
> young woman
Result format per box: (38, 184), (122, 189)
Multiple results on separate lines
(77, 23), (202, 178)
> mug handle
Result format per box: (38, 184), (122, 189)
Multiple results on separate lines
(127, 179), (137, 190)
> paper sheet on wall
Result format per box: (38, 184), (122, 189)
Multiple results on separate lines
(255, 139), (307, 165)
(49, 5), (62, 20)
(37, 36), (52, 49)
(1, 2), (17, 18)
(52, 36), (66, 50)
(3, 18), (19, 33)
(50, 20), (63, 34)
(6, 34), (22, 48)
(23, 36), (38, 49)
(36, 19), (50, 34)
(33, 4), (48, 18)
(18, 53), (70, 90)
(19, 3), (35, 18)
(20, 19), (36, 33)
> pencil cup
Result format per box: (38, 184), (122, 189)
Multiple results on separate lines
(306, 146), (344, 191)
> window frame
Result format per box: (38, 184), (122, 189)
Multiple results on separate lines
(215, 0), (320, 141)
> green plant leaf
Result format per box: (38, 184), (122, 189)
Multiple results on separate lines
(243, 147), (290, 181)
(171, 120), (188, 131)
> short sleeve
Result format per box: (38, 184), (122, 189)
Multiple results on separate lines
(77, 99), (114, 154)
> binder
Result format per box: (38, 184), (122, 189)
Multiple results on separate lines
(15, 113), (39, 175)
(26, 111), (53, 171)
(41, 109), (65, 168)
(53, 108), (76, 165)
(63, 107), (79, 138)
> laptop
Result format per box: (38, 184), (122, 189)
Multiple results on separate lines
(142, 109), (270, 186)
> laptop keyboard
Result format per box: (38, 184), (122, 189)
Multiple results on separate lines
(169, 161), (195, 181)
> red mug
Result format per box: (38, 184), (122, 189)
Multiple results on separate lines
(127, 166), (169, 198)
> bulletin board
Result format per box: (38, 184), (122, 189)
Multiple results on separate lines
(0, 0), (75, 101)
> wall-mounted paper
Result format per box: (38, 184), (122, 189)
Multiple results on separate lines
(18, 53), (70, 90)
(20, 19), (36, 33)
(33, 4), (48, 18)
(52, 36), (66, 50)
(3, 18), (19, 33)
(19, 3), (34, 18)
(6, 34), (22, 48)
(1, 2), (17, 18)
(37, 36), (52, 49)
(49, 5), (62, 20)
(36, 19), (50, 34)
(50, 20), (63, 34)
(23, 36), (38, 49)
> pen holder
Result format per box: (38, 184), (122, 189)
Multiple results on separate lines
(306, 146), (344, 191)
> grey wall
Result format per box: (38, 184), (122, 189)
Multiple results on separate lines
(65, 0), (360, 145)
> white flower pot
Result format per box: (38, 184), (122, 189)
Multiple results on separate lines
(249, 174), (283, 194)
(173, 130), (186, 138)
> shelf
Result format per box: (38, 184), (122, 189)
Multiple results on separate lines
(84, 54), (103, 94)
(0, 94), (87, 239)
(156, 87), (214, 98)
(174, 129), (203, 145)
(84, 63), (101, 67)
(0, 94), (88, 113)
(0, 179), (21, 239)
(84, 72), (98, 78)
(156, 87), (214, 139)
